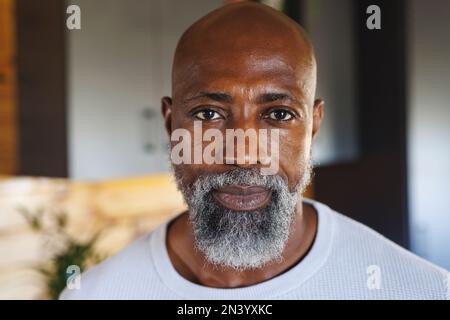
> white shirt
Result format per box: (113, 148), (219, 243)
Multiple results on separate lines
(60, 199), (449, 300)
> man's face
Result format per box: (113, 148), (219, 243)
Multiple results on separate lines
(162, 13), (323, 269)
(166, 50), (320, 192)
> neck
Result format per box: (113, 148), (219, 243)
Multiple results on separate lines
(166, 199), (317, 288)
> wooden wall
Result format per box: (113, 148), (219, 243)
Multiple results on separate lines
(0, 174), (186, 299)
(0, 0), (17, 175)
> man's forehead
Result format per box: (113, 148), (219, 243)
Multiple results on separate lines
(172, 50), (315, 104)
(172, 24), (313, 85)
(176, 45), (307, 74)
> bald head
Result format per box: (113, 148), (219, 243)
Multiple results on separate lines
(171, 2), (317, 105)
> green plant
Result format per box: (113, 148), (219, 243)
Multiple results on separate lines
(19, 207), (103, 299)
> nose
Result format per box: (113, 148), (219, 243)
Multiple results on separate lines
(220, 107), (277, 170)
(222, 130), (267, 168)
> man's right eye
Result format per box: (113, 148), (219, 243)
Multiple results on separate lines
(193, 109), (223, 121)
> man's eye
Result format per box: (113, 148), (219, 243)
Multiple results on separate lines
(268, 109), (294, 121)
(193, 109), (222, 120)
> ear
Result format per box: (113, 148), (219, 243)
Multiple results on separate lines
(312, 98), (324, 140)
(161, 96), (173, 135)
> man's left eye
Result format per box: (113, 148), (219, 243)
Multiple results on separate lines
(268, 109), (294, 121)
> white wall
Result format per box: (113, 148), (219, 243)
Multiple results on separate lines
(67, 0), (222, 180)
(408, 0), (450, 269)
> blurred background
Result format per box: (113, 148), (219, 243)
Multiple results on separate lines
(0, 0), (449, 299)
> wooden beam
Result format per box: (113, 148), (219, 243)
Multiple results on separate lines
(0, 0), (17, 175)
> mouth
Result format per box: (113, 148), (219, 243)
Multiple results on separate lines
(212, 185), (272, 211)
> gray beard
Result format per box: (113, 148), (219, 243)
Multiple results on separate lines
(174, 166), (312, 271)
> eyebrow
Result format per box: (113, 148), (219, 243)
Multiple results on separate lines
(256, 93), (302, 105)
(184, 92), (233, 103)
(184, 91), (303, 105)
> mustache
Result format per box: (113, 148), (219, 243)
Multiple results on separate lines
(183, 167), (290, 196)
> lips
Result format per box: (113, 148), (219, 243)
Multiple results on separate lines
(212, 185), (272, 211)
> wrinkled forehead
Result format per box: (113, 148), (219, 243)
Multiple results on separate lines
(172, 47), (316, 105)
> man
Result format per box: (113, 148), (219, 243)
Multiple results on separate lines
(61, 2), (448, 299)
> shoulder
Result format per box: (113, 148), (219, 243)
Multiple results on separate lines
(59, 228), (162, 300)
(322, 203), (449, 299)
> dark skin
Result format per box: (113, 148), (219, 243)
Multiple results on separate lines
(161, 2), (324, 288)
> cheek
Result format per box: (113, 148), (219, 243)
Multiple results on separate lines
(172, 163), (200, 191)
(278, 129), (312, 190)
(172, 163), (226, 186)
(171, 111), (191, 130)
